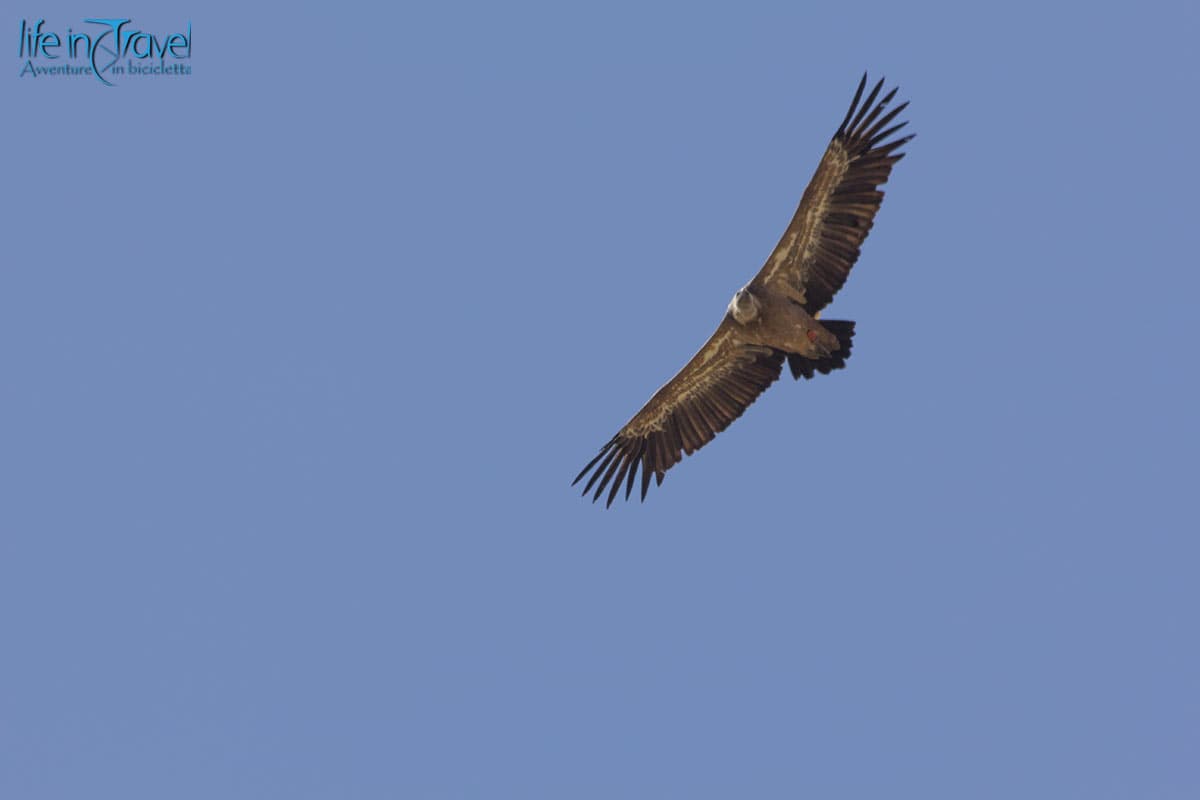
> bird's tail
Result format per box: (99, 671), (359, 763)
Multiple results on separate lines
(787, 320), (855, 380)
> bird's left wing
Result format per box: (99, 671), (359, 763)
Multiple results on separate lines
(751, 74), (913, 314)
(573, 319), (784, 506)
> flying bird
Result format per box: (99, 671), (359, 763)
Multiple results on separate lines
(574, 74), (912, 506)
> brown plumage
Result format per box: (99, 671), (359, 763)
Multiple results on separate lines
(574, 74), (912, 505)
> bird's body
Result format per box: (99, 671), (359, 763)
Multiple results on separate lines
(574, 74), (912, 505)
(728, 285), (841, 359)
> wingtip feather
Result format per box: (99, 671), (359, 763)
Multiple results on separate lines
(837, 73), (870, 136)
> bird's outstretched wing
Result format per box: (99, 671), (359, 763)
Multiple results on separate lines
(750, 74), (913, 314)
(573, 320), (784, 506)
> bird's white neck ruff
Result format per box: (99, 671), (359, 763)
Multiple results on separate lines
(728, 288), (759, 324)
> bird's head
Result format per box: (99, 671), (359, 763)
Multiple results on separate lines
(727, 286), (760, 324)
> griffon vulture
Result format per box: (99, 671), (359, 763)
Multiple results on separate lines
(574, 74), (912, 505)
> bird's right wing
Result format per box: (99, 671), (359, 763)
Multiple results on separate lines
(573, 319), (784, 506)
(751, 74), (913, 314)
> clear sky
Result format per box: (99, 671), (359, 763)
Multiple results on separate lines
(3, 1), (1198, 797)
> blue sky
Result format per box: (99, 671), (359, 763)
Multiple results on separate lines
(3, 1), (1198, 797)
